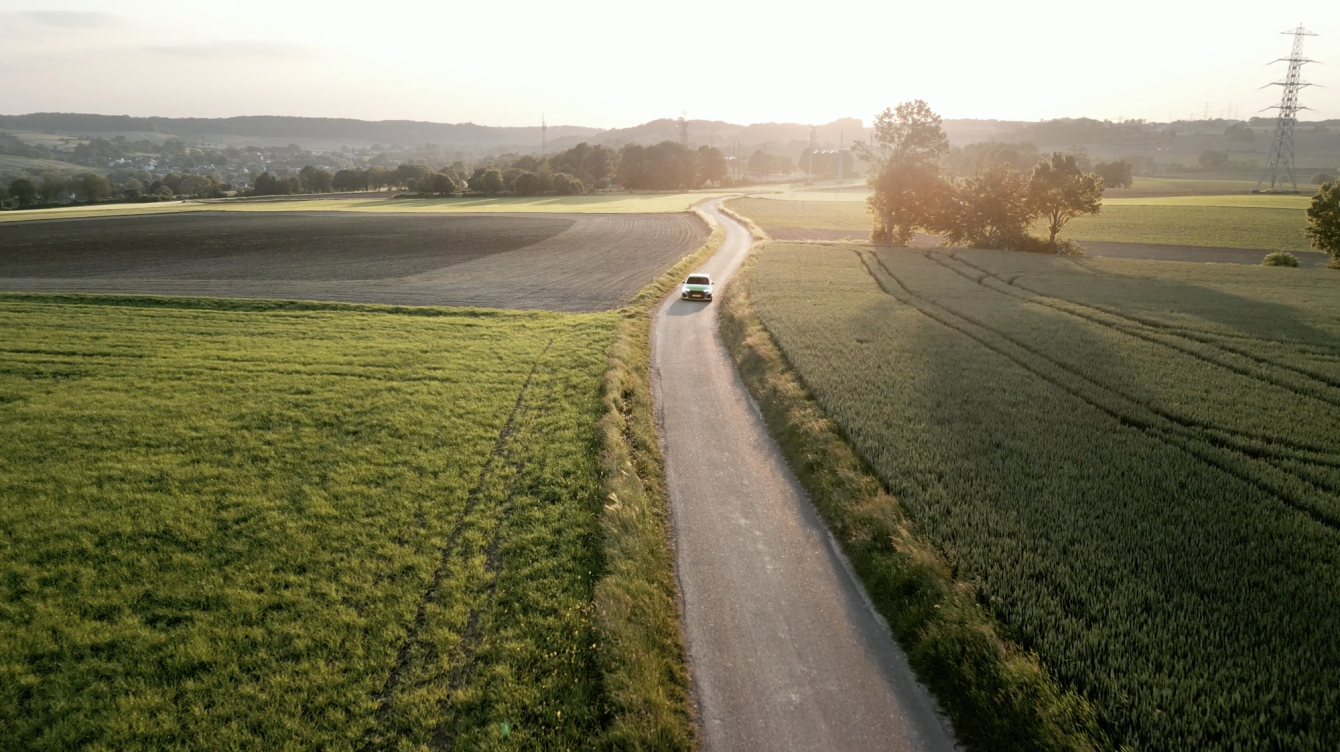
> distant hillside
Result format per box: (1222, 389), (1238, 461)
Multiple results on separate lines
(0, 113), (601, 150)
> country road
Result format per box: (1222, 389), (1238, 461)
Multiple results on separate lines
(652, 200), (959, 751)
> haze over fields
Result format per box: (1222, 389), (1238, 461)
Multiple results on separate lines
(2, 1), (1339, 127)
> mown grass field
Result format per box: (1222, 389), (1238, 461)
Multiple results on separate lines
(0, 296), (621, 751)
(1061, 203), (1313, 252)
(744, 242), (1340, 749)
(726, 195), (1321, 253)
(0, 192), (734, 224)
(0, 154), (104, 177)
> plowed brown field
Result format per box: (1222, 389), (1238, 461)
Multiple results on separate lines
(0, 211), (708, 311)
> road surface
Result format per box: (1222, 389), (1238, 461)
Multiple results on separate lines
(652, 200), (959, 751)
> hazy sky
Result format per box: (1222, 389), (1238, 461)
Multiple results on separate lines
(2, 1), (1339, 128)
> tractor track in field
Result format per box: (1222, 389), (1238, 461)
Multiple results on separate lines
(936, 251), (1340, 398)
(858, 249), (1340, 531)
(361, 341), (552, 752)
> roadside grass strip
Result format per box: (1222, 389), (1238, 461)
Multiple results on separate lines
(0, 297), (619, 750)
(592, 208), (724, 749)
(734, 242), (1340, 749)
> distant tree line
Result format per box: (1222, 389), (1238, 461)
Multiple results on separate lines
(248, 140), (734, 198)
(856, 101), (1106, 253)
(1, 169), (227, 210)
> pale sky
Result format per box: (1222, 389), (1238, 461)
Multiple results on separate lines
(2, 0), (1338, 128)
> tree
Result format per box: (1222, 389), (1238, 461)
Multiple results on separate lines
(1304, 180), (1340, 266)
(1092, 160), (1133, 189)
(9, 177), (37, 208)
(1225, 123), (1256, 142)
(38, 173), (70, 204)
(514, 171), (540, 195)
(617, 141), (698, 190)
(430, 172), (458, 195)
(934, 164), (1034, 249)
(552, 173), (584, 195)
(176, 175), (213, 197)
(1199, 149), (1229, 169)
(333, 169), (366, 191)
(1028, 153), (1104, 251)
(697, 145), (728, 186)
(298, 165), (333, 193)
(854, 100), (951, 244)
(77, 173), (113, 203)
(481, 168), (505, 195)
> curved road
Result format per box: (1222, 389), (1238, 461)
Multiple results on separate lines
(652, 200), (959, 752)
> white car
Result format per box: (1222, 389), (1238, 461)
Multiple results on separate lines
(681, 274), (714, 302)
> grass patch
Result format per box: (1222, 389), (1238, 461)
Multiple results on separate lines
(0, 192), (737, 224)
(726, 196), (1321, 254)
(731, 242), (1340, 748)
(724, 197), (867, 230)
(0, 296), (614, 750)
(1059, 204), (1312, 251)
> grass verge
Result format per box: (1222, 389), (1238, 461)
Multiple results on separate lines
(591, 208), (725, 750)
(717, 241), (1104, 752)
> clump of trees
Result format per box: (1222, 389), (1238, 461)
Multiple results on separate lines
(617, 142), (727, 190)
(1305, 179), (1340, 268)
(857, 100), (1105, 253)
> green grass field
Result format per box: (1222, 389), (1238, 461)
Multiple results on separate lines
(0, 192), (734, 223)
(0, 153), (104, 177)
(727, 195), (1322, 253)
(725, 198), (868, 229)
(745, 243), (1340, 749)
(0, 296), (620, 751)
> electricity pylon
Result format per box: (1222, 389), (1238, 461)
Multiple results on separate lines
(1255, 25), (1317, 194)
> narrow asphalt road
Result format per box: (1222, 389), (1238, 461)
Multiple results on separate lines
(652, 200), (959, 752)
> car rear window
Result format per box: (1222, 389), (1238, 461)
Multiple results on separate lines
(687, 276), (710, 285)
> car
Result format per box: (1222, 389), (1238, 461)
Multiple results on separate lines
(681, 273), (714, 302)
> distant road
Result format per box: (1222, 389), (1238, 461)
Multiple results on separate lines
(652, 200), (959, 751)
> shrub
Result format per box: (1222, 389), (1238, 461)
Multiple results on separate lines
(1312, 173), (1337, 185)
(1261, 251), (1300, 267)
(513, 171), (539, 196)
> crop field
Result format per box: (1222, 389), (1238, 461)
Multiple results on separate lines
(0, 295), (620, 751)
(726, 195), (1324, 259)
(1061, 201), (1313, 252)
(746, 242), (1340, 749)
(0, 192), (732, 224)
(0, 211), (708, 312)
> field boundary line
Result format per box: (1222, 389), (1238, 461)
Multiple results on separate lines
(590, 206), (726, 750)
(717, 239), (1105, 752)
(860, 250), (1340, 530)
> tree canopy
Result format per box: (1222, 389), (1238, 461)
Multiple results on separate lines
(855, 100), (951, 244)
(1028, 153), (1104, 251)
(1305, 180), (1340, 266)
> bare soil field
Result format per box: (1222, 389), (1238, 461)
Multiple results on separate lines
(0, 211), (708, 311)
